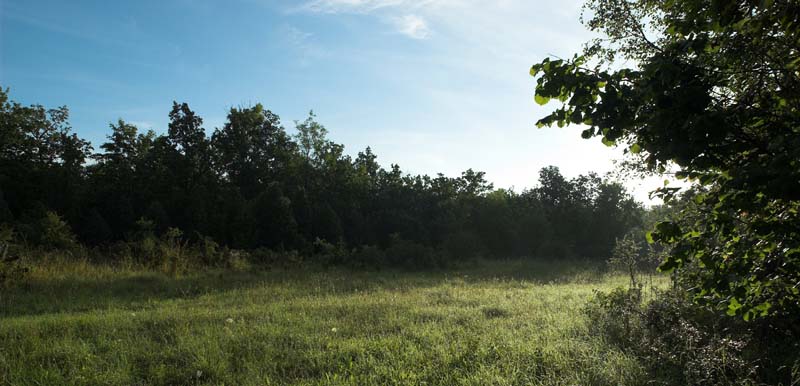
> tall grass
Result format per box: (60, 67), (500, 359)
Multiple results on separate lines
(0, 258), (665, 385)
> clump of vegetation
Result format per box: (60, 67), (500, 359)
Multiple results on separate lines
(0, 224), (27, 288)
(585, 285), (800, 385)
(348, 245), (386, 269)
(385, 234), (445, 270)
(532, 0), (800, 383)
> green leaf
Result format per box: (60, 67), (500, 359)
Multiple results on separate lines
(630, 143), (641, 154)
(727, 298), (742, 316)
(658, 258), (680, 273)
(601, 137), (615, 147)
(534, 94), (550, 106)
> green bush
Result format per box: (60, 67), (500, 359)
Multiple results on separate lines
(128, 217), (158, 262)
(584, 287), (645, 348)
(195, 234), (223, 266)
(20, 211), (79, 251)
(0, 224), (27, 288)
(385, 234), (445, 269)
(158, 227), (188, 275)
(312, 238), (348, 267)
(584, 286), (800, 385)
(249, 248), (301, 267)
(349, 245), (386, 269)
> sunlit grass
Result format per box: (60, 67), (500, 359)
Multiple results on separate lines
(0, 258), (666, 385)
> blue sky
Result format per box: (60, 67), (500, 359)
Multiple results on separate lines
(1, 0), (662, 202)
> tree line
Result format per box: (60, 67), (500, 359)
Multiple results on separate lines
(0, 87), (642, 267)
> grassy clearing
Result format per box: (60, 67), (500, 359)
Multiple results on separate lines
(0, 259), (664, 385)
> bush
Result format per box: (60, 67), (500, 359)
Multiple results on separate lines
(0, 224), (27, 288)
(220, 248), (251, 271)
(128, 217), (159, 262)
(385, 234), (445, 269)
(158, 227), (189, 275)
(585, 286), (800, 385)
(195, 234), (224, 266)
(584, 286), (645, 348)
(312, 238), (347, 267)
(349, 245), (386, 269)
(19, 210), (79, 251)
(249, 248), (301, 267)
(123, 220), (193, 275)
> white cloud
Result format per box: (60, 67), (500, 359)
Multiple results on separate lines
(297, 0), (450, 39)
(299, 0), (451, 14)
(394, 14), (430, 39)
(279, 24), (328, 66)
(300, 0), (405, 14)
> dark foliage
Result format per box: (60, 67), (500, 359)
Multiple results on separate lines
(0, 87), (642, 267)
(585, 285), (800, 385)
(532, 0), (800, 382)
(531, 0), (800, 320)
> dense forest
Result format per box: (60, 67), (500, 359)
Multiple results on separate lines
(0, 87), (642, 267)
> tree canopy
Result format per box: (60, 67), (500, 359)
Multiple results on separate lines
(0, 87), (643, 268)
(531, 0), (800, 319)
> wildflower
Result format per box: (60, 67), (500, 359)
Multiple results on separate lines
(225, 318), (234, 324)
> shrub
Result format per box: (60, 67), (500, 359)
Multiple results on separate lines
(22, 211), (79, 251)
(312, 238), (347, 267)
(584, 286), (800, 385)
(584, 287), (645, 348)
(123, 220), (193, 274)
(158, 227), (189, 275)
(0, 224), (27, 287)
(196, 234), (224, 266)
(248, 248), (301, 267)
(221, 248), (251, 271)
(128, 217), (158, 262)
(607, 232), (645, 288)
(385, 234), (445, 269)
(349, 245), (386, 269)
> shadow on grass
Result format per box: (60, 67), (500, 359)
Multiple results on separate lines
(0, 258), (605, 318)
(0, 270), (258, 318)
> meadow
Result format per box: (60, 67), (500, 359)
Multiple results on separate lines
(0, 259), (662, 386)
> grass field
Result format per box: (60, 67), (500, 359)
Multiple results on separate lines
(0, 259), (662, 385)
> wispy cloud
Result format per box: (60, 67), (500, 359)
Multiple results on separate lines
(296, 0), (449, 39)
(394, 14), (430, 39)
(300, 0), (405, 14)
(279, 24), (328, 66)
(298, 0), (450, 14)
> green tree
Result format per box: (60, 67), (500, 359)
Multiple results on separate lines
(530, 0), (800, 319)
(212, 104), (294, 199)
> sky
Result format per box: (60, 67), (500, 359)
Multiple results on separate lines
(0, 0), (666, 203)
